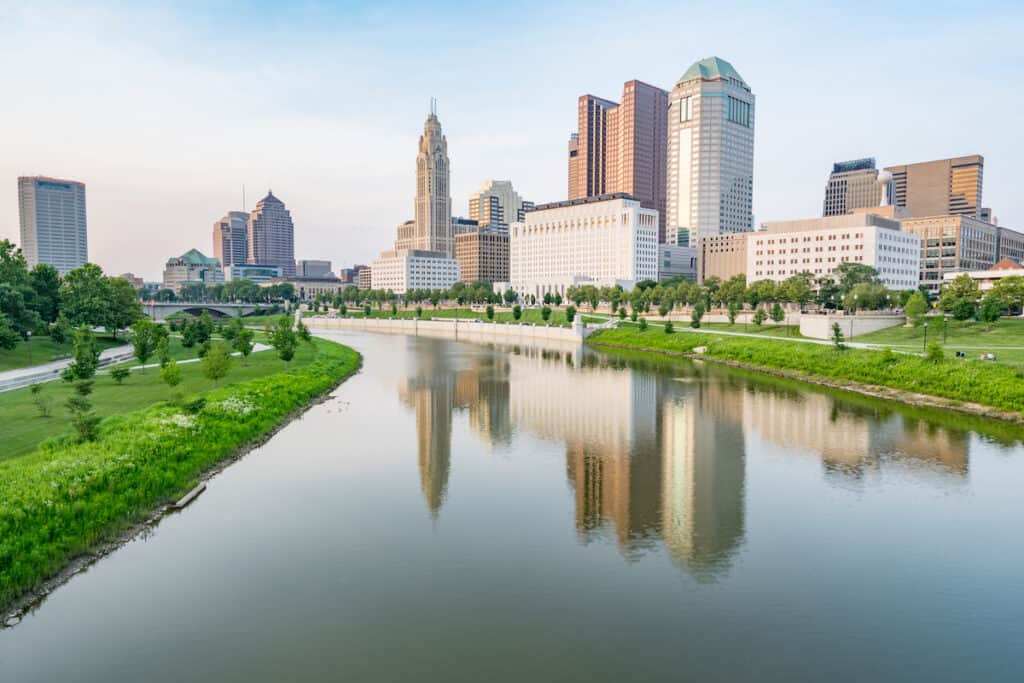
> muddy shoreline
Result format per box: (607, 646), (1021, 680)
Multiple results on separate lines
(586, 340), (1024, 425)
(1, 357), (362, 628)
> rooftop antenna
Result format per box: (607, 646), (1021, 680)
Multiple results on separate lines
(431, 96), (437, 115)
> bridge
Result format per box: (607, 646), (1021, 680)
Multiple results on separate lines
(142, 302), (262, 321)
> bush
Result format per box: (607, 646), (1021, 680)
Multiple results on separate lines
(664, 321), (674, 334)
(952, 298), (975, 321)
(565, 306), (576, 324)
(638, 317), (648, 331)
(110, 367), (131, 384)
(541, 306), (552, 322)
(512, 305), (522, 321)
(753, 309), (767, 327)
(925, 341), (944, 363)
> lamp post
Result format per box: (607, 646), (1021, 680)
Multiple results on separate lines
(943, 315), (947, 344)
(26, 330), (32, 366)
(923, 321), (928, 354)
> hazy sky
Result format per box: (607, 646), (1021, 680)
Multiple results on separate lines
(1, 0), (1022, 280)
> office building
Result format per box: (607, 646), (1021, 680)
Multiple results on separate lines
(568, 81), (668, 240)
(468, 180), (531, 230)
(339, 265), (368, 285)
(823, 159), (885, 216)
(371, 249), (460, 295)
(226, 264), (282, 283)
(266, 276), (344, 301)
(753, 214), (920, 290)
(667, 57), (755, 246)
(357, 267), (372, 290)
(658, 245), (698, 281)
(118, 273), (144, 289)
(885, 155), (984, 219)
(451, 217), (479, 236)
(162, 248), (224, 292)
(411, 103), (453, 256)
(455, 227), (509, 284)
(900, 214), (1024, 293)
(697, 233), (749, 283)
(247, 190), (296, 276)
(509, 194), (658, 299)
(17, 176), (88, 274)
(943, 258), (1023, 293)
(212, 211), (249, 268)
(297, 259), (332, 278)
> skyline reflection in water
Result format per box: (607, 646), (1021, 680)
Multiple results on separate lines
(394, 335), (974, 582)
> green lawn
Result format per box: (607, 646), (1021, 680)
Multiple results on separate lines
(854, 318), (1024, 364)
(0, 340), (312, 461)
(692, 322), (805, 339)
(0, 335), (123, 372)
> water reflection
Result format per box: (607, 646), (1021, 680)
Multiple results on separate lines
(396, 336), (979, 580)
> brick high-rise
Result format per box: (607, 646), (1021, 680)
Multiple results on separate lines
(567, 82), (668, 241)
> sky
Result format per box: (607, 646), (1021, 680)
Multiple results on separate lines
(1, 0), (1022, 281)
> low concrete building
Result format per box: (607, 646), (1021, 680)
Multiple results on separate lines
(509, 193), (658, 299)
(753, 214), (920, 290)
(118, 272), (144, 289)
(697, 233), (749, 283)
(339, 265), (368, 285)
(226, 263), (282, 283)
(455, 227), (509, 284)
(658, 244), (698, 281)
(265, 276), (344, 301)
(371, 249), (460, 294)
(357, 267), (372, 290)
(162, 248), (224, 293)
(297, 259), (332, 278)
(942, 258), (1024, 291)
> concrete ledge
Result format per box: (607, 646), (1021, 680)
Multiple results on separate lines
(306, 316), (592, 343)
(800, 313), (905, 340)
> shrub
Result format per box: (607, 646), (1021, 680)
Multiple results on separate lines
(690, 303), (705, 329)
(831, 322), (845, 350)
(541, 306), (552, 322)
(630, 310), (638, 322)
(486, 305), (494, 321)
(160, 358), (182, 389)
(925, 341), (944, 363)
(664, 321), (674, 334)
(30, 384), (53, 417)
(727, 303), (738, 325)
(202, 341), (233, 386)
(565, 306), (576, 324)
(638, 317), (648, 331)
(952, 298), (975, 321)
(512, 305), (522, 321)
(753, 309), (767, 327)
(110, 367), (131, 385)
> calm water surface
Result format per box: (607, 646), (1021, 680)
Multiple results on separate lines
(2, 331), (1023, 682)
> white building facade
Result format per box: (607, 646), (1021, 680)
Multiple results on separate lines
(509, 194), (659, 299)
(371, 249), (460, 295)
(751, 215), (921, 290)
(18, 176), (88, 274)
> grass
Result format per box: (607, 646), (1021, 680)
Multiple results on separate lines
(1, 337), (302, 461)
(0, 336), (360, 613)
(0, 335), (123, 372)
(336, 306), (595, 328)
(588, 324), (1024, 416)
(853, 318), (1024, 364)
(692, 322), (805, 339)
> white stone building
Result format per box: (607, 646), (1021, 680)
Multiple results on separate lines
(751, 214), (920, 290)
(371, 249), (460, 295)
(509, 194), (659, 299)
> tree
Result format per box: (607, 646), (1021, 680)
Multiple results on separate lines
(554, 293), (563, 306)
(752, 308), (767, 327)
(990, 276), (1024, 314)
(835, 262), (880, 294)
(181, 320), (198, 348)
(202, 341), (233, 386)
(618, 307), (626, 320)
(340, 302), (348, 317)
(194, 310), (214, 344)
(161, 358), (182, 394)
(781, 273), (814, 307)
(978, 294), (1003, 324)
(630, 310), (638, 322)
(66, 379), (100, 442)
(690, 302), (705, 328)
(904, 291), (928, 326)
(831, 322), (845, 350)
(512, 305), (522, 321)
(485, 304), (495, 321)
(770, 302), (785, 324)
(63, 325), (101, 381)
(664, 321), (674, 334)
(925, 341), (944, 363)
(415, 305), (422, 318)
(110, 367), (131, 385)
(0, 313), (18, 349)
(503, 288), (517, 305)
(638, 317), (647, 330)
(130, 319), (158, 372)
(296, 319), (312, 343)
(815, 276), (842, 310)
(938, 273), (981, 312)
(0, 240), (42, 336)
(30, 383), (53, 417)
(658, 302), (670, 317)
(363, 304), (371, 317)
(268, 315), (297, 364)
(391, 302), (398, 316)
(60, 263), (109, 330)
(233, 326), (255, 365)
(844, 283), (890, 312)
(28, 263), (61, 323)
(952, 298), (975, 321)
(541, 306), (552, 322)
(727, 302), (738, 325)
(106, 277), (143, 338)
(565, 305), (576, 324)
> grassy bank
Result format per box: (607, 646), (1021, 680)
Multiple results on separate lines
(2, 333), (279, 461)
(853, 318), (1024, 364)
(588, 324), (1024, 417)
(0, 337), (360, 614)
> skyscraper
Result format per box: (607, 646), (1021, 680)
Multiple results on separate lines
(667, 57), (755, 246)
(413, 103), (453, 256)
(212, 210), (249, 267)
(468, 180), (530, 230)
(247, 191), (296, 276)
(567, 82), (668, 240)
(823, 158), (883, 216)
(884, 155), (984, 219)
(17, 176), (88, 274)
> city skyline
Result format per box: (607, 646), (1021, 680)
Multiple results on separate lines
(1, 1), (1021, 280)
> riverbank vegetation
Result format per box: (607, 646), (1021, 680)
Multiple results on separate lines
(0, 335), (359, 614)
(588, 324), (1024, 417)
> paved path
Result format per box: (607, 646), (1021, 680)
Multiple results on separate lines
(0, 345), (135, 393)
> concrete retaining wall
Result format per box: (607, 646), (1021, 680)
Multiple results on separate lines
(306, 316), (591, 344)
(800, 313), (905, 340)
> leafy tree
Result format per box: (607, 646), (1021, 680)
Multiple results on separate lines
(951, 298), (975, 321)
(415, 305), (422, 318)
(340, 302), (348, 316)
(268, 315), (297, 364)
(156, 335), (172, 368)
(363, 304), (371, 317)
(296, 319), (312, 343)
(904, 291), (928, 326)
(30, 383), (53, 417)
(618, 307), (626, 320)
(781, 273), (814, 307)
(938, 273), (980, 311)
(60, 263), (109, 329)
(844, 283), (890, 312)
(66, 378), (100, 442)
(110, 367), (131, 384)
(541, 306), (552, 322)
(815, 276), (842, 310)
(719, 274), (747, 307)
(565, 305), (576, 324)
(746, 279), (777, 308)
(106, 277), (143, 338)
(233, 326), (255, 365)
(690, 302), (705, 328)
(391, 302), (398, 316)
(664, 321), (674, 334)
(727, 302), (738, 325)
(990, 275), (1024, 314)
(130, 319), (158, 372)
(0, 312), (21, 349)
(194, 310), (214, 344)
(978, 294), (1003, 324)
(63, 325), (101, 381)
(202, 341), (233, 386)
(638, 317), (647, 330)
(28, 263), (61, 323)
(485, 305), (495, 321)
(512, 305), (522, 321)
(0, 282), (40, 337)
(770, 302), (785, 323)
(160, 358), (182, 394)
(197, 339), (211, 358)
(658, 302), (670, 317)
(925, 341), (944, 363)
(503, 288), (517, 305)
(630, 310), (638, 322)
(835, 262), (880, 294)
(554, 293), (563, 306)
(752, 308), (767, 326)
(831, 322), (845, 350)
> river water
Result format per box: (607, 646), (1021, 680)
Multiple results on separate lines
(2, 331), (1022, 682)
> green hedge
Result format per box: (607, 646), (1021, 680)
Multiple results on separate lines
(589, 326), (1024, 415)
(0, 340), (359, 612)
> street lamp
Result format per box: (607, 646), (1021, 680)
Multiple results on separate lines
(26, 330), (31, 366)
(943, 315), (947, 344)
(923, 321), (928, 353)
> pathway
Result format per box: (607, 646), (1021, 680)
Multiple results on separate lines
(0, 345), (134, 393)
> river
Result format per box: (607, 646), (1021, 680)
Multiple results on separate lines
(2, 331), (1022, 682)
